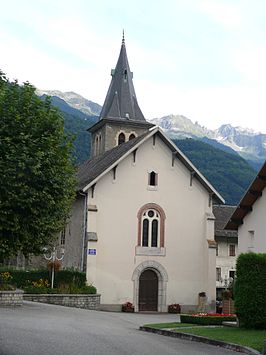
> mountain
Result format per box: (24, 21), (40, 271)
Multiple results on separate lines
(174, 139), (256, 205)
(37, 89), (102, 117)
(150, 115), (266, 168)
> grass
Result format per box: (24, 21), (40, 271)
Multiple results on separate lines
(144, 322), (266, 352)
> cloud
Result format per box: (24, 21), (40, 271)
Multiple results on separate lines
(199, 0), (243, 30)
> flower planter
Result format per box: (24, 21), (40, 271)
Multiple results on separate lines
(168, 304), (181, 313)
(122, 305), (135, 312)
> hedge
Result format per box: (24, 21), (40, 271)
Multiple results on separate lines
(180, 314), (236, 325)
(0, 269), (86, 289)
(235, 253), (266, 329)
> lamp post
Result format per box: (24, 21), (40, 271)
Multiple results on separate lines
(43, 246), (64, 289)
(221, 275), (233, 290)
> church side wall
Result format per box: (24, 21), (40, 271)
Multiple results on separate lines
(62, 194), (86, 271)
(86, 136), (216, 310)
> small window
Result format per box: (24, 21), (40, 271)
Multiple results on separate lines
(229, 244), (236, 256)
(229, 270), (235, 279)
(118, 132), (125, 145)
(129, 133), (136, 140)
(60, 227), (66, 245)
(149, 171), (158, 186)
(216, 245), (218, 256)
(216, 267), (221, 281)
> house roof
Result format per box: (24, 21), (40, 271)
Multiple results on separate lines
(225, 160), (266, 230)
(77, 126), (224, 204)
(213, 205), (237, 238)
(99, 34), (145, 122)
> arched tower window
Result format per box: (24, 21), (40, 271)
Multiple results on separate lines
(99, 134), (102, 153)
(118, 132), (126, 145)
(95, 136), (99, 155)
(137, 203), (166, 248)
(129, 133), (136, 140)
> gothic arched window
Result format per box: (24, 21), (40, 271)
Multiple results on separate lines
(129, 133), (136, 140)
(137, 204), (166, 248)
(118, 132), (126, 145)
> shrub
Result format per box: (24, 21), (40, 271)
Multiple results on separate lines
(0, 269), (86, 289)
(235, 253), (266, 329)
(180, 314), (236, 325)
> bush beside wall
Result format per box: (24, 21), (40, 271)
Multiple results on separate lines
(180, 314), (236, 325)
(235, 253), (266, 329)
(0, 269), (87, 289)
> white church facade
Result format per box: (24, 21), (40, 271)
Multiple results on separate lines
(73, 36), (224, 312)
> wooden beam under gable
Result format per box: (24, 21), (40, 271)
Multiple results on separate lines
(249, 190), (262, 197)
(239, 205), (253, 212)
(230, 218), (243, 226)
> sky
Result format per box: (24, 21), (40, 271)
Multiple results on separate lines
(1, 0), (266, 132)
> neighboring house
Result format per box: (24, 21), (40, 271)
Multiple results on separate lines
(213, 205), (238, 299)
(68, 35), (225, 312)
(225, 161), (266, 253)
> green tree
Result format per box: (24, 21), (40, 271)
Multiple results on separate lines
(0, 72), (76, 259)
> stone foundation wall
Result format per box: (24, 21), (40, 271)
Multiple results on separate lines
(23, 294), (100, 310)
(0, 290), (24, 306)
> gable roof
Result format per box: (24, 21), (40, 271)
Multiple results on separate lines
(77, 126), (224, 204)
(225, 161), (266, 230)
(99, 35), (145, 122)
(213, 205), (237, 238)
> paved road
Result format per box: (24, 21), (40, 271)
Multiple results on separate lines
(0, 302), (240, 355)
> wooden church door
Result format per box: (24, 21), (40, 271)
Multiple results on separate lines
(139, 269), (158, 311)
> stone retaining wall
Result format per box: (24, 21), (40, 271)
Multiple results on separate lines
(23, 293), (100, 310)
(0, 290), (24, 306)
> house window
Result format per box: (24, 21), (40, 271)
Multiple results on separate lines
(60, 227), (66, 245)
(216, 267), (221, 281)
(229, 244), (236, 256)
(216, 245), (219, 256)
(229, 270), (235, 279)
(118, 132), (125, 145)
(129, 133), (136, 140)
(148, 171), (158, 186)
(137, 203), (166, 248)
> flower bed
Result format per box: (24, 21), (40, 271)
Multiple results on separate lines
(180, 313), (237, 325)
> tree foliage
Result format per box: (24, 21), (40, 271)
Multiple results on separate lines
(0, 72), (76, 259)
(235, 253), (266, 329)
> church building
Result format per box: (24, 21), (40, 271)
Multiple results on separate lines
(72, 35), (224, 312)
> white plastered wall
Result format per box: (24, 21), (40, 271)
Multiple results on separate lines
(238, 191), (266, 253)
(86, 135), (216, 311)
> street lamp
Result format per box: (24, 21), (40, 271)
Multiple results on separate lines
(43, 246), (64, 289)
(220, 275), (233, 290)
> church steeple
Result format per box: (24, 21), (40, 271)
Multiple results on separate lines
(89, 34), (154, 158)
(99, 33), (145, 122)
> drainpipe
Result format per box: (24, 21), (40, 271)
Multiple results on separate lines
(79, 190), (88, 272)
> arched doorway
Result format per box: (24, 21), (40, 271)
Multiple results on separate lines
(139, 269), (158, 311)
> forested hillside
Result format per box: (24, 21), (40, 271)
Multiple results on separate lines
(174, 139), (256, 205)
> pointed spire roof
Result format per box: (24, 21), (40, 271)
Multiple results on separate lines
(99, 34), (146, 122)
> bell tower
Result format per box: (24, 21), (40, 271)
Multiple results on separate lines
(89, 33), (154, 158)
